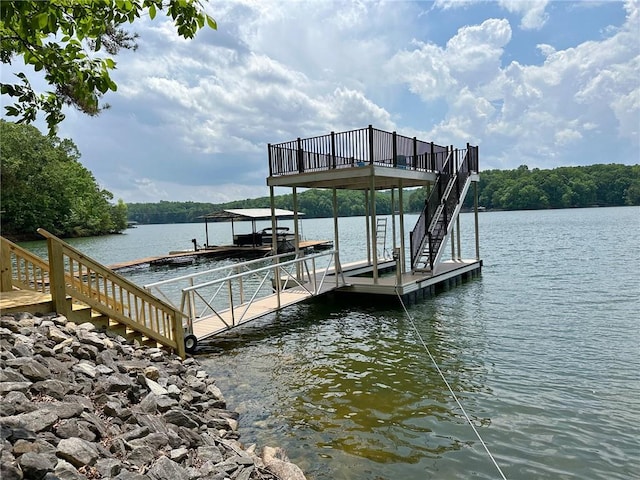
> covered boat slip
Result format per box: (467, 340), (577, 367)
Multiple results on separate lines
(199, 208), (301, 249)
(107, 208), (332, 271)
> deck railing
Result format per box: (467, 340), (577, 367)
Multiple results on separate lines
(0, 236), (50, 293)
(36, 229), (185, 358)
(268, 125), (449, 176)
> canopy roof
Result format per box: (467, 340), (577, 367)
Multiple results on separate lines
(200, 208), (301, 222)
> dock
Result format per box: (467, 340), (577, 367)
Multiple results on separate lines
(108, 239), (332, 271)
(1, 125), (482, 358)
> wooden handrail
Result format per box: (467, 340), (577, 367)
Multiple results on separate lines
(37, 229), (186, 358)
(0, 236), (50, 293)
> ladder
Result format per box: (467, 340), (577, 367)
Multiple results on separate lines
(376, 218), (388, 259)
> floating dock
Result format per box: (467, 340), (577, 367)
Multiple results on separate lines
(108, 239), (332, 271)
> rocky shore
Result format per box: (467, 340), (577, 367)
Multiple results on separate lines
(0, 312), (306, 480)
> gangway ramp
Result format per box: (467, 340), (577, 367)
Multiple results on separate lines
(145, 250), (345, 351)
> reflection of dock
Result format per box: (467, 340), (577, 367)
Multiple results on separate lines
(108, 240), (332, 271)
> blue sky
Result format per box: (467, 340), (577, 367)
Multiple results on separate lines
(3, 0), (639, 203)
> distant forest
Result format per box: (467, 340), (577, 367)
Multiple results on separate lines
(127, 164), (640, 224)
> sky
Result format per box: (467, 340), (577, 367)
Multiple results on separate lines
(3, 0), (639, 204)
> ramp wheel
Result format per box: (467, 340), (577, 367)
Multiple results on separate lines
(184, 334), (198, 354)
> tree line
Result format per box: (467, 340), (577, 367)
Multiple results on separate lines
(0, 121), (128, 240)
(464, 163), (640, 210)
(127, 163), (639, 224)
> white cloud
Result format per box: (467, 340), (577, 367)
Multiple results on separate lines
(3, 0), (638, 202)
(499, 0), (550, 30)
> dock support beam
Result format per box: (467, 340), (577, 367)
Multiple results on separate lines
(456, 215), (461, 260)
(370, 172), (378, 283)
(398, 180), (406, 274)
(332, 188), (341, 278)
(474, 180), (480, 260)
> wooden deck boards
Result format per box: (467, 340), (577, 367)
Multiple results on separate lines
(0, 290), (53, 313)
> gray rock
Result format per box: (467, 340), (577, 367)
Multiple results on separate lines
(47, 326), (71, 343)
(16, 358), (51, 381)
(56, 437), (100, 467)
(156, 395), (178, 412)
(144, 377), (169, 396)
(30, 379), (73, 399)
(127, 432), (169, 451)
(137, 393), (158, 414)
(197, 445), (224, 463)
(53, 459), (84, 480)
(0, 381), (32, 395)
(0, 368), (29, 382)
(42, 402), (84, 420)
(169, 447), (188, 462)
(126, 445), (156, 466)
(117, 426), (149, 442)
(17, 451), (55, 479)
(163, 409), (199, 429)
(54, 419), (97, 442)
(71, 362), (97, 378)
(74, 344), (98, 360)
(100, 373), (135, 393)
(2, 409), (59, 432)
(0, 460), (22, 480)
(114, 470), (147, 480)
(95, 458), (122, 477)
(147, 455), (189, 480)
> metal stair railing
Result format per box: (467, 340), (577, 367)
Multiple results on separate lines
(409, 146), (478, 271)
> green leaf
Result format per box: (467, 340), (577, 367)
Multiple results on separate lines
(149, 3), (156, 20)
(206, 15), (217, 30)
(35, 13), (48, 30)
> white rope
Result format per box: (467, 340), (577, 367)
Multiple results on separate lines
(395, 290), (508, 480)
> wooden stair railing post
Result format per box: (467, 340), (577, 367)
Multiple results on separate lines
(1, 238), (13, 292)
(46, 237), (70, 318)
(172, 307), (186, 359)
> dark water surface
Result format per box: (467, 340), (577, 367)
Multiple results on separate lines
(20, 207), (640, 479)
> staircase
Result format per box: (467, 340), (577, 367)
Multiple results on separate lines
(1, 231), (186, 358)
(410, 146), (478, 272)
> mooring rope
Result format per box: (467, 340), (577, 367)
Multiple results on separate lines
(395, 289), (508, 480)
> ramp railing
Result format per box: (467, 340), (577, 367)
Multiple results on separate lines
(145, 250), (344, 337)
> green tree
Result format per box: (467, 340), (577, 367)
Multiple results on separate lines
(0, 120), (126, 238)
(1, 0), (216, 133)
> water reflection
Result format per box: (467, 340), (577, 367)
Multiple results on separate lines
(199, 290), (493, 479)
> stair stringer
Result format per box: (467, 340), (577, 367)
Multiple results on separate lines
(429, 174), (473, 274)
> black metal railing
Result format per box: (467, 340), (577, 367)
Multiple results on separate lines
(409, 145), (478, 270)
(268, 125), (449, 176)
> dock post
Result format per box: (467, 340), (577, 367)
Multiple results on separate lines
(332, 188), (341, 278)
(364, 190), (371, 264)
(370, 173), (379, 283)
(474, 180), (480, 260)
(293, 186), (302, 281)
(456, 215), (462, 260)
(398, 180), (406, 274)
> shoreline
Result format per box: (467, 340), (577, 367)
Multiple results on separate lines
(0, 312), (306, 480)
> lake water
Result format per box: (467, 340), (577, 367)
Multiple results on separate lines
(19, 207), (640, 480)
